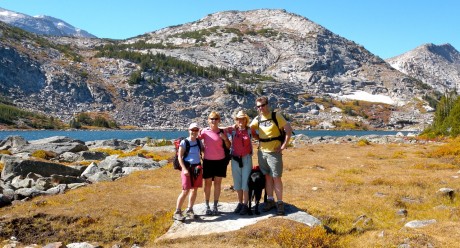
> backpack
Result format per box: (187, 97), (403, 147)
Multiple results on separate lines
(219, 129), (232, 165)
(258, 112), (294, 143)
(172, 137), (201, 171)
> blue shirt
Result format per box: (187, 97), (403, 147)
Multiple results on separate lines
(180, 138), (201, 164)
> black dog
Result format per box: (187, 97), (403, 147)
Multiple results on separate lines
(247, 167), (266, 215)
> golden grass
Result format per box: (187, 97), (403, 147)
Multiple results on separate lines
(0, 141), (459, 247)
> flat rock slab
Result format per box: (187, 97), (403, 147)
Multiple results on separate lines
(157, 202), (321, 241)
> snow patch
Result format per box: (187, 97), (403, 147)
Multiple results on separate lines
(331, 91), (397, 105)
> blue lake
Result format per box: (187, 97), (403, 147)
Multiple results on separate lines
(0, 130), (415, 142)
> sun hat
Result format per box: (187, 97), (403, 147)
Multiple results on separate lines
(188, 122), (199, 130)
(234, 110), (250, 123)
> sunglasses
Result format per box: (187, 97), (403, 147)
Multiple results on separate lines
(256, 103), (267, 108)
(190, 129), (199, 132)
(209, 118), (219, 120)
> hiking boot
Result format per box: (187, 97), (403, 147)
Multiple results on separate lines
(262, 199), (276, 212)
(173, 210), (185, 221)
(239, 204), (249, 215)
(212, 205), (219, 216)
(185, 208), (195, 219)
(276, 201), (285, 216)
(234, 203), (243, 213)
(205, 206), (212, 216)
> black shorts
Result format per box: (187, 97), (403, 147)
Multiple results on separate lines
(202, 159), (228, 179)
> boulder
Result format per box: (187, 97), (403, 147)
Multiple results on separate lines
(1, 155), (82, 180)
(12, 136), (88, 155)
(78, 151), (109, 161)
(59, 152), (81, 162)
(117, 156), (160, 169)
(404, 219), (437, 228)
(85, 139), (135, 150)
(98, 155), (122, 171)
(45, 184), (67, 195)
(81, 162), (100, 178)
(86, 171), (112, 183)
(0, 136), (28, 150)
(14, 187), (45, 200)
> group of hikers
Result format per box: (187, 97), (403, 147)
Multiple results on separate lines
(173, 96), (293, 221)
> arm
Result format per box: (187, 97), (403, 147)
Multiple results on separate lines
(250, 126), (259, 141)
(279, 122), (292, 151)
(178, 146), (190, 176)
(219, 131), (231, 149)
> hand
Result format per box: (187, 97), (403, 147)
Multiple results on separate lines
(182, 168), (190, 176)
(276, 144), (286, 153)
(219, 132), (228, 140)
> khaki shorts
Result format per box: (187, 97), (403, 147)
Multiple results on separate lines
(257, 150), (283, 177)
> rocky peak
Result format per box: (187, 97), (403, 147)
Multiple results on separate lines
(386, 43), (460, 93)
(138, 9), (418, 101)
(0, 7), (96, 38)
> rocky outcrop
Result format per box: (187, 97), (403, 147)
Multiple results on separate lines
(0, 136), (167, 208)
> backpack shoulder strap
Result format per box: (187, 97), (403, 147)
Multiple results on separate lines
(183, 138), (191, 158)
(272, 111), (279, 129)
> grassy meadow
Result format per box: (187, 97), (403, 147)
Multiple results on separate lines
(1, 138), (460, 247)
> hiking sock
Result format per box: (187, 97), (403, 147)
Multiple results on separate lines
(213, 200), (218, 208)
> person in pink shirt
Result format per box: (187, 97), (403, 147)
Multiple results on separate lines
(226, 110), (253, 215)
(199, 111), (231, 215)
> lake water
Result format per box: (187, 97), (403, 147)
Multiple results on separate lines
(0, 130), (415, 142)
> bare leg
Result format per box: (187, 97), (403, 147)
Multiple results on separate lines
(237, 189), (243, 203)
(273, 177), (283, 201)
(204, 178), (212, 205)
(265, 174), (274, 198)
(243, 190), (249, 205)
(213, 176), (223, 202)
(188, 188), (198, 208)
(176, 189), (190, 210)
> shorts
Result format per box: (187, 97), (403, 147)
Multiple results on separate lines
(202, 159), (228, 179)
(181, 164), (203, 190)
(257, 150), (283, 177)
(231, 154), (252, 191)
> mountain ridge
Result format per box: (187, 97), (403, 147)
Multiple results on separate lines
(386, 43), (460, 94)
(0, 7), (96, 38)
(0, 9), (449, 131)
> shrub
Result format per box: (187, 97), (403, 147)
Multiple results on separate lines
(92, 148), (123, 156)
(152, 139), (172, 147)
(357, 139), (370, 146)
(391, 151), (406, 159)
(272, 225), (339, 248)
(427, 137), (460, 164)
(412, 163), (457, 170)
(31, 150), (56, 160)
(0, 150), (11, 155)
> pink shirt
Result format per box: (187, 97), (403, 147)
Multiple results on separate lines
(199, 128), (226, 160)
(227, 127), (252, 157)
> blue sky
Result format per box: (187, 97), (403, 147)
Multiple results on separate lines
(1, 0), (458, 59)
